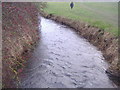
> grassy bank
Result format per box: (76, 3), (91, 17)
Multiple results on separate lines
(43, 2), (118, 36)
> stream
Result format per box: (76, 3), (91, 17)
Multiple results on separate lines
(19, 17), (116, 88)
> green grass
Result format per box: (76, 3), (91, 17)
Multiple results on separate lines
(43, 2), (118, 36)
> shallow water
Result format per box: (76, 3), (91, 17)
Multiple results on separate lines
(19, 17), (116, 88)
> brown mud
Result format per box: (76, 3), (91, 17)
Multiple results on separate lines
(39, 11), (119, 85)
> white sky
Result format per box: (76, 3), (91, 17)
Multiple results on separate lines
(1, 0), (120, 2)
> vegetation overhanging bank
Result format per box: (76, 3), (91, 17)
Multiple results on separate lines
(2, 3), (40, 88)
(39, 10), (119, 83)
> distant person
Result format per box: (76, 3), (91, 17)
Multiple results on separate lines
(70, 2), (74, 9)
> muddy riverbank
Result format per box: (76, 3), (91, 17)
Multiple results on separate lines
(39, 11), (119, 85)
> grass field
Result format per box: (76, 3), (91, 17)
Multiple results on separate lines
(43, 2), (118, 36)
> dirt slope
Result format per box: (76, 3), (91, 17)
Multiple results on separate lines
(2, 2), (39, 88)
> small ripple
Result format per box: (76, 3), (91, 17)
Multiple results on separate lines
(49, 52), (61, 56)
(64, 73), (71, 77)
(52, 82), (67, 88)
(42, 60), (53, 66)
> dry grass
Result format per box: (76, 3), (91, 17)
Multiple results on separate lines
(2, 2), (39, 88)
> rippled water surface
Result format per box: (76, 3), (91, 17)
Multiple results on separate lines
(19, 17), (116, 88)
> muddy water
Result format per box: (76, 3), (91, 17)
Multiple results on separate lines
(19, 17), (116, 88)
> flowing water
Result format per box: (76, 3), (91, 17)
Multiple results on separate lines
(19, 17), (116, 88)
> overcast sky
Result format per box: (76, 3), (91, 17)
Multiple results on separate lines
(1, 0), (120, 2)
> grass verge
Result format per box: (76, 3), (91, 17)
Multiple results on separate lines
(43, 2), (118, 36)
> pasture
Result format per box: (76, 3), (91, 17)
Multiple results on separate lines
(43, 2), (118, 36)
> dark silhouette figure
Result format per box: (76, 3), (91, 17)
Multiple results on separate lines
(70, 2), (74, 9)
